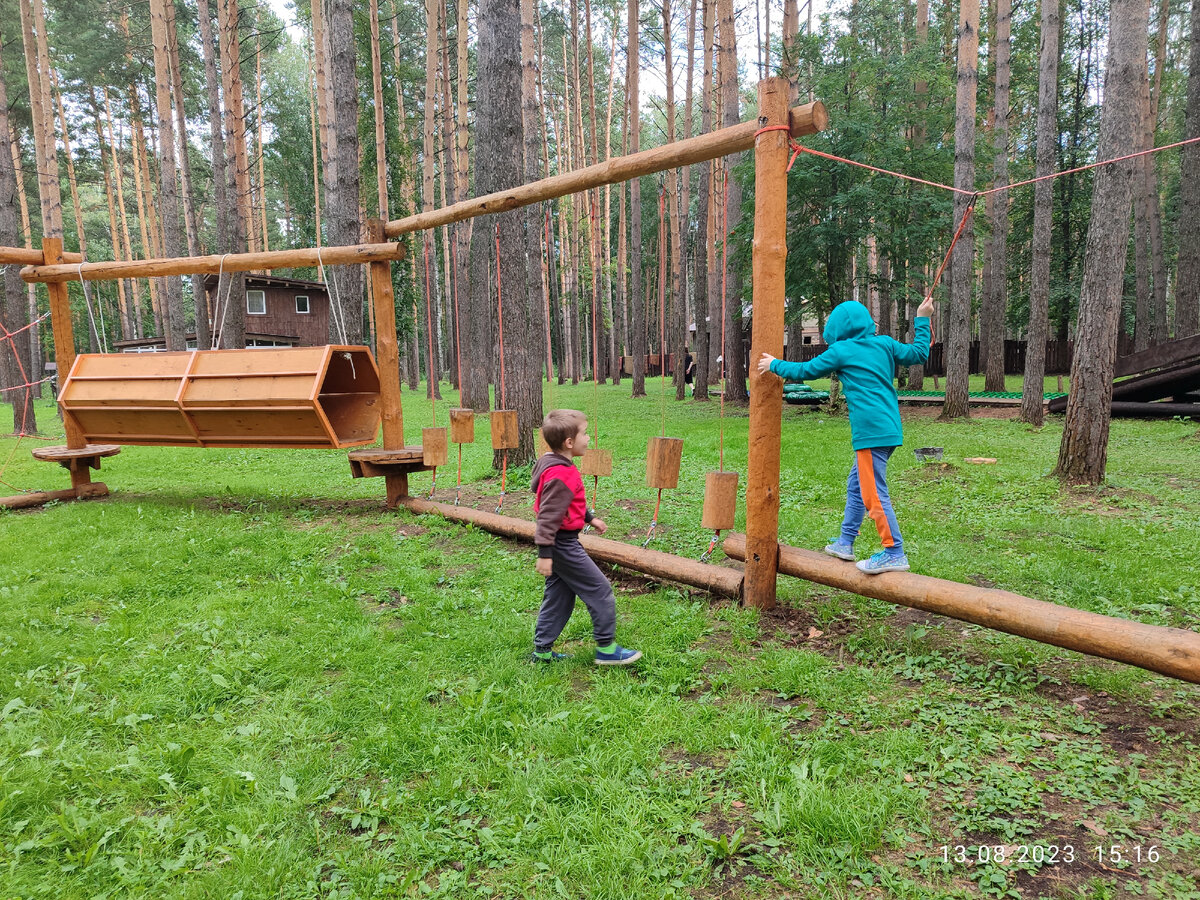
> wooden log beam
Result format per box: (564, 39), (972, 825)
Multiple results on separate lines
(382, 101), (827, 239)
(403, 497), (744, 598)
(723, 533), (1200, 684)
(21, 241), (408, 285)
(0, 245), (83, 265)
(1109, 401), (1200, 418)
(0, 482), (108, 510)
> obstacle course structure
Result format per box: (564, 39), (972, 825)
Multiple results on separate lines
(6, 79), (1200, 686)
(1048, 333), (1200, 418)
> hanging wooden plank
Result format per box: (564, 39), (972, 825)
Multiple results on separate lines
(449, 408), (475, 443)
(578, 447), (612, 477)
(491, 409), (519, 449)
(646, 436), (683, 489)
(422, 426), (449, 466)
(701, 471), (739, 530)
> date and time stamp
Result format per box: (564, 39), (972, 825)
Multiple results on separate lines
(936, 842), (1169, 868)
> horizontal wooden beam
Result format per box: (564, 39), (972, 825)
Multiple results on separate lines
(383, 102), (828, 239)
(722, 534), (1200, 685)
(0, 482), (108, 510)
(402, 497), (744, 599)
(0, 246), (84, 265)
(21, 242), (407, 285)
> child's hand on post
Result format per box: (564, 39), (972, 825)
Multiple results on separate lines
(917, 296), (934, 319)
(590, 517), (608, 535)
(536, 558), (553, 577)
(757, 353), (777, 377)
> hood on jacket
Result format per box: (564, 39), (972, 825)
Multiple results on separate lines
(530, 452), (574, 491)
(822, 300), (877, 344)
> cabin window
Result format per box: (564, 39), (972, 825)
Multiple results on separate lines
(247, 290), (266, 315)
(295, 295), (310, 314)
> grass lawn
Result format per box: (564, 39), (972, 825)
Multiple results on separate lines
(1, 383), (1198, 899)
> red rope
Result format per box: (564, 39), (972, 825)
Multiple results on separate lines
(754, 124), (804, 172)
(786, 134), (1200, 199)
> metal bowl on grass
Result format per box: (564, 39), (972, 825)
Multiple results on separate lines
(914, 447), (944, 463)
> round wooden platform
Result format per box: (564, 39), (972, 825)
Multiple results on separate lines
(31, 446), (120, 460)
(31, 444), (122, 462)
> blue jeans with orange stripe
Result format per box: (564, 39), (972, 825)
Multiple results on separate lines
(841, 447), (904, 555)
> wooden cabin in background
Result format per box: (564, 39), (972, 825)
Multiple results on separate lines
(114, 275), (332, 352)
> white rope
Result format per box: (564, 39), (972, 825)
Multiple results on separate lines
(315, 245), (349, 345)
(211, 254), (232, 349)
(77, 262), (109, 354)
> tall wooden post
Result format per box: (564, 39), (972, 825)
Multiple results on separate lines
(743, 78), (789, 609)
(41, 236), (87, 453)
(365, 218), (407, 505)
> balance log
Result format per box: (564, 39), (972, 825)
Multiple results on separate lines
(722, 534), (1200, 685)
(402, 497), (743, 599)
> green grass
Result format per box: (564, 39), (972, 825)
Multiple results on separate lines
(1, 384), (1198, 899)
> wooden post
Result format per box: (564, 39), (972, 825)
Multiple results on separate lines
(743, 78), (790, 609)
(41, 237), (87, 453)
(366, 219), (406, 506)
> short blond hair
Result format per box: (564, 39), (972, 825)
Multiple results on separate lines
(541, 409), (586, 451)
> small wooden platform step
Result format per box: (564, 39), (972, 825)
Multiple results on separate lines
(32, 444), (122, 467)
(347, 446), (433, 509)
(347, 446), (432, 479)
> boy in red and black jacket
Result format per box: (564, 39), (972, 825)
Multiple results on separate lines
(530, 409), (641, 666)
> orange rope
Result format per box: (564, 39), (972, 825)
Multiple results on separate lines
(658, 186), (667, 436)
(451, 237), (463, 399)
(495, 223), (508, 514)
(423, 237), (436, 424)
(719, 168), (729, 471)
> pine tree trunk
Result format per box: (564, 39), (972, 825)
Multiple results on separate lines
(150, 0), (186, 349)
(718, 0), (747, 401)
(1134, 50), (1153, 352)
(1055, 0), (1148, 485)
(255, 7), (269, 256)
(0, 30), (37, 432)
(165, 0), (208, 350)
(694, 0), (714, 399)
(628, 0), (646, 396)
(981, 0), (1010, 392)
(476, 0), (539, 462)
(102, 89), (143, 339)
(50, 70), (102, 352)
(521, 0), (549, 383)
(909, 0), (929, 389)
(454, 0), (472, 387)
(19, 0), (62, 240)
(129, 91), (164, 336)
(942, 0), (979, 420)
(89, 91), (132, 342)
(1148, 0), (1170, 345)
(195, 0), (228, 264)
(217, 0), (249, 348)
(603, 26), (620, 386)
(421, 0), (445, 398)
(323, 0), (364, 346)
(664, 0), (687, 400)
(1173, 0), (1200, 337)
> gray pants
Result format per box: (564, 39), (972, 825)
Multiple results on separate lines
(534, 531), (616, 650)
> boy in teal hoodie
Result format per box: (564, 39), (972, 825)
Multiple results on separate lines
(757, 296), (933, 574)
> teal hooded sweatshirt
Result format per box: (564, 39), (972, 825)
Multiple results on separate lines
(770, 301), (931, 450)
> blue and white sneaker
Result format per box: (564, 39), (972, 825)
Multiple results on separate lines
(595, 644), (642, 666)
(855, 550), (910, 574)
(824, 540), (856, 561)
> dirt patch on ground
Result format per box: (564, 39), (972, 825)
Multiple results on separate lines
(1034, 675), (1199, 753)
